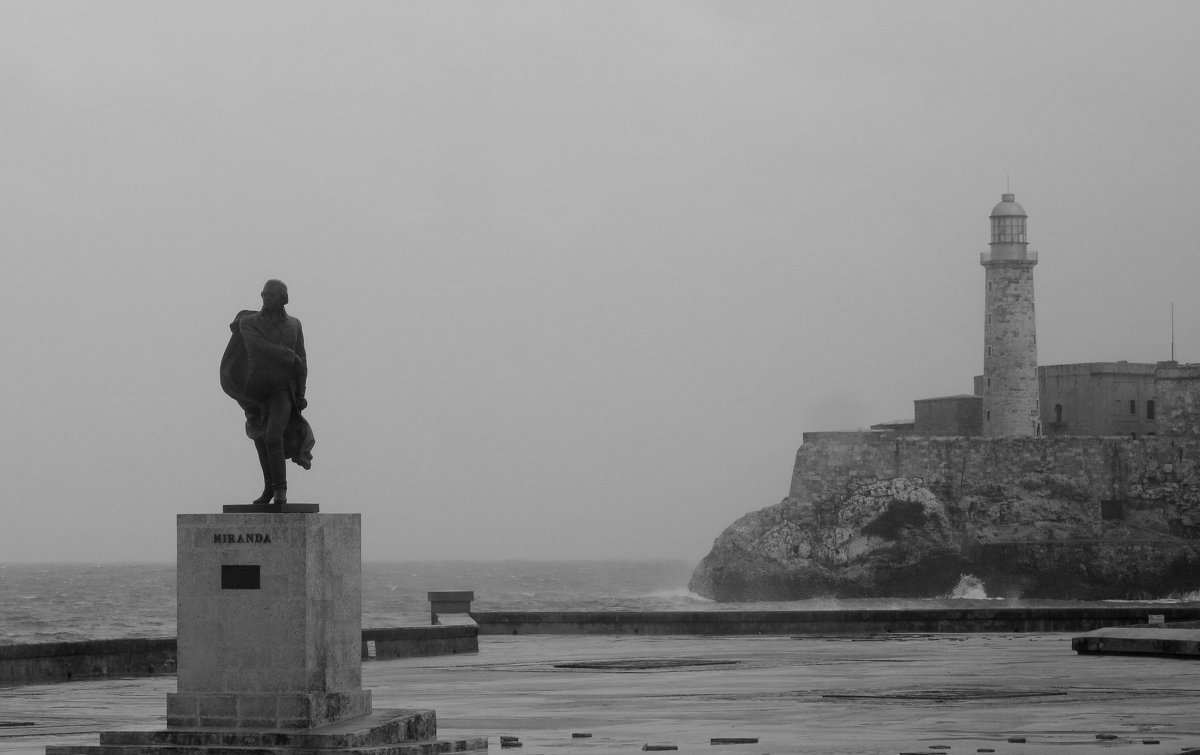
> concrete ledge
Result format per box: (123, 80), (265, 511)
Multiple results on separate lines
(433, 612), (477, 627)
(0, 625), (479, 687)
(472, 607), (1200, 635)
(362, 623), (478, 661)
(1072, 625), (1200, 658)
(8, 608), (1199, 686)
(0, 637), (177, 685)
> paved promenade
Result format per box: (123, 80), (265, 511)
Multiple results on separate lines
(2, 633), (1199, 755)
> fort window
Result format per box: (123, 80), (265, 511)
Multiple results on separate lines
(985, 410), (991, 422)
(1054, 404), (1063, 423)
(1101, 500), (1124, 521)
(1130, 400), (1137, 415)
(1147, 400), (1156, 420)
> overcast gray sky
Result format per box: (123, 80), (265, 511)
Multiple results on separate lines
(2, 1), (1198, 564)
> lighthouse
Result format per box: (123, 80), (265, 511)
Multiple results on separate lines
(981, 193), (1040, 437)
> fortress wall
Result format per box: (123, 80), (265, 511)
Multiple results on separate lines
(914, 396), (982, 436)
(1157, 364), (1200, 439)
(790, 433), (1200, 512)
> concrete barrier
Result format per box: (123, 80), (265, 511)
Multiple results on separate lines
(0, 637), (178, 685)
(0, 623), (479, 687)
(8, 606), (1199, 686)
(362, 622), (479, 661)
(1072, 625), (1200, 657)
(471, 607), (1200, 635)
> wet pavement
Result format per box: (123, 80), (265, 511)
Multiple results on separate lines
(2, 633), (1199, 755)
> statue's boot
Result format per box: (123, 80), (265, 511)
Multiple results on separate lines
(252, 438), (273, 504)
(273, 485), (287, 505)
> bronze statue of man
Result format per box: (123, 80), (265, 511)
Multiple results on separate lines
(220, 279), (314, 505)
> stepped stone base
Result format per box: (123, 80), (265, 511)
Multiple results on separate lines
(45, 708), (488, 755)
(166, 689), (373, 729)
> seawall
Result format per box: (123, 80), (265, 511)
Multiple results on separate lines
(0, 624), (478, 686)
(472, 607), (1200, 635)
(9, 607), (1200, 686)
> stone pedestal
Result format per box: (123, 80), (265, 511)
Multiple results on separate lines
(168, 513), (369, 729)
(46, 510), (487, 755)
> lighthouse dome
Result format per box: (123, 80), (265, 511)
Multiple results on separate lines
(991, 193), (1026, 218)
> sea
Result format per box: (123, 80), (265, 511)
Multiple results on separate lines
(3, 560), (1198, 646)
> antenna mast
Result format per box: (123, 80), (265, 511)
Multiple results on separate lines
(1172, 302), (1176, 362)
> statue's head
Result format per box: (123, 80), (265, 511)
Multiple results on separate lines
(261, 279), (289, 309)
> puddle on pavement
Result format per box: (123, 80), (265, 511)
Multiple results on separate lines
(822, 687), (1068, 702)
(554, 659), (741, 671)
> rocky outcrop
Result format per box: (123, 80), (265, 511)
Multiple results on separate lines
(689, 435), (1200, 600)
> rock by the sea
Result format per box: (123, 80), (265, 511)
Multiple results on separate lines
(689, 434), (1200, 601)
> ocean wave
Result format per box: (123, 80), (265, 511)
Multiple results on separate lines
(946, 574), (997, 600)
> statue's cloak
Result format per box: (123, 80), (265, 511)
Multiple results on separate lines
(220, 309), (315, 470)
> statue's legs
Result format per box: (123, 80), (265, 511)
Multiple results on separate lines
(261, 390), (293, 504)
(252, 437), (273, 504)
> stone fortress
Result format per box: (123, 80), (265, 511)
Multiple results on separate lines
(689, 194), (1200, 602)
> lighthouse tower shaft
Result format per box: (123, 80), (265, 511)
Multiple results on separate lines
(980, 193), (1040, 437)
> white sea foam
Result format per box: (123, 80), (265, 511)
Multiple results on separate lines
(947, 573), (994, 600)
(641, 587), (714, 605)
